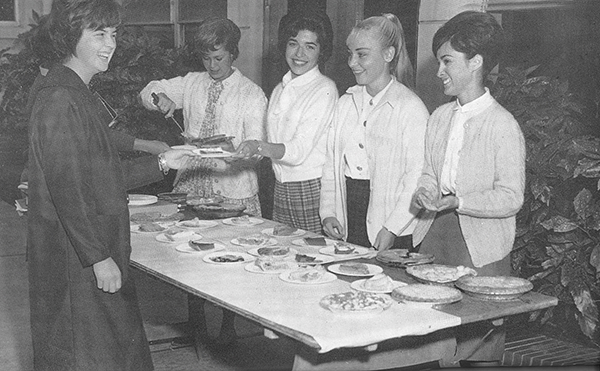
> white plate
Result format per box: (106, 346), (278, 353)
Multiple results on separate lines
(327, 263), (383, 277)
(175, 219), (219, 229)
(175, 242), (226, 254)
(351, 279), (407, 294)
(222, 217), (264, 226)
(244, 262), (299, 274)
(128, 194), (158, 206)
(230, 236), (277, 247)
(261, 227), (306, 238)
(292, 253), (335, 265)
(155, 231), (202, 243)
(203, 252), (255, 265)
(191, 148), (234, 158)
(247, 247), (297, 258)
(130, 221), (176, 233)
(291, 237), (336, 247)
(279, 271), (337, 285)
(319, 245), (372, 257)
(171, 145), (196, 150)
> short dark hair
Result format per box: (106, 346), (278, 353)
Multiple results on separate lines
(193, 18), (241, 60)
(278, 11), (334, 66)
(41, 0), (121, 65)
(432, 11), (504, 75)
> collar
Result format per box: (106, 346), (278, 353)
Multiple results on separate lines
(281, 65), (321, 88)
(363, 78), (394, 107)
(453, 87), (494, 113)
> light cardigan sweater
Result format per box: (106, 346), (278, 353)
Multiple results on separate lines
(320, 80), (429, 243)
(139, 68), (267, 199)
(267, 67), (338, 183)
(412, 99), (526, 267)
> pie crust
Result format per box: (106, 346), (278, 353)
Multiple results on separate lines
(391, 284), (463, 304)
(455, 276), (533, 301)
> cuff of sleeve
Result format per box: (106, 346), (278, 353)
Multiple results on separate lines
(457, 196), (463, 210)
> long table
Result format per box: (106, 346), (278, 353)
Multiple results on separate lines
(129, 203), (557, 370)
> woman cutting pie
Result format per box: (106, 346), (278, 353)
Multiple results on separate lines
(140, 18), (267, 216)
(411, 11), (526, 366)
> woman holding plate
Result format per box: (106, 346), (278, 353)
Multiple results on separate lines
(411, 11), (526, 366)
(140, 18), (267, 216)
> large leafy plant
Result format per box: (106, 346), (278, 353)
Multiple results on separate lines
(492, 65), (600, 346)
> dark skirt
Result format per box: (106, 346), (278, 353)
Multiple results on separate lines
(273, 178), (322, 233)
(417, 209), (509, 361)
(345, 177), (413, 249)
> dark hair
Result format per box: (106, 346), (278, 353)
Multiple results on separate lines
(432, 11), (504, 75)
(277, 11), (334, 66)
(39, 0), (121, 65)
(193, 18), (241, 60)
(350, 13), (414, 89)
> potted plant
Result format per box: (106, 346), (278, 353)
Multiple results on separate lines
(492, 65), (600, 347)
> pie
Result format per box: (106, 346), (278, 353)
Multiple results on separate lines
(455, 276), (533, 301)
(333, 242), (355, 254)
(188, 240), (215, 251)
(338, 262), (370, 275)
(363, 273), (394, 291)
(231, 215), (251, 225)
(137, 222), (165, 232)
(288, 267), (325, 282)
(272, 225), (298, 236)
(237, 234), (269, 246)
(257, 246), (289, 256)
(163, 228), (197, 241)
(255, 257), (294, 272)
(320, 291), (393, 312)
(391, 284), (463, 304)
(295, 253), (322, 264)
(210, 254), (245, 263)
(406, 264), (477, 284)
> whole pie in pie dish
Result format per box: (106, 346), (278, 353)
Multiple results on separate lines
(391, 284), (463, 305)
(406, 264), (477, 284)
(320, 291), (393, 313)
(455, 276), (534, 301)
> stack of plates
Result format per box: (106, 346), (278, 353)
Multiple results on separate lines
(376, 249), (434, 268)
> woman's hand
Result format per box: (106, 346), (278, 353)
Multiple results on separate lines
(234, 140), (261, 159)
(373, 227), (396, 252)
(133, 139), (171, 155)
(162, 149), (195, 169)
(434, 195), (459, 211)
(93, 257), (122, 293)
(411, 187), (438, 211)
(322, 217), (344, 240)
(152, 92), (177, 118)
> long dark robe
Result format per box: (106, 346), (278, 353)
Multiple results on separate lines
(27, 65), (162, 371)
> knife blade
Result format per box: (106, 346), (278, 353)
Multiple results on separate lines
(151, 92), (185, 133)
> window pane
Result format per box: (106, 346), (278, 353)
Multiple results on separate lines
(0, 0), (15, 22)
(179, 0), (226, 22)
(122, 0), (171, 24)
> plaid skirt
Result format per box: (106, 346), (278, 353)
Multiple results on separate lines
(273, 178), (322, 233)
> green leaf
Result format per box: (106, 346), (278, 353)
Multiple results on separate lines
(572, 289), (599, 339)
(573, 188), (593, 220)
(541, 216), (579, 232)
(590, 245), (600, 275)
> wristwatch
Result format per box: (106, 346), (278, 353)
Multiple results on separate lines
(158, 153), (169, 175)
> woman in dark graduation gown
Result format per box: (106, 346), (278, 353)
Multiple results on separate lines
(26, 1), (192, 370)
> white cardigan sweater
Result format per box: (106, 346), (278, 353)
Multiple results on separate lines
(320, 80), (429, 244)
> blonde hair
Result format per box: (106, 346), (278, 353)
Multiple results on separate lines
(350, 13), (415, 89)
